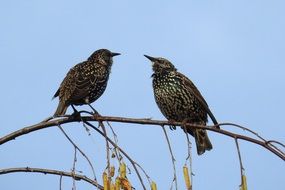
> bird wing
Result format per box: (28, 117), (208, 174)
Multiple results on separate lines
(59, 62), (95, 103)
(69, 72), (93, 102)
(52, 88), (60, 99)
(176, 72), (218, 125)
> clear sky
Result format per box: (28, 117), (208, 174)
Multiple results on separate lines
(0, 0), (284, 189)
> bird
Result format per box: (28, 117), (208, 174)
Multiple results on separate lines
(144, 54), (218, 155)
(53, 49), (120, 116)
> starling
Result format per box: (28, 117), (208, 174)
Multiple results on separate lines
(53, 49), (120, 116)
(144, 55), (218, 155)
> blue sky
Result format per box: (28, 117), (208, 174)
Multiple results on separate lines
(0, 0), (284, 189)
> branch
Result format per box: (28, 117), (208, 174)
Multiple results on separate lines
(0, 115), (284, 160)
(0, 167), (103, 189)
(162, 126), (178, 190)
(83, 120), (147, 190)
(57, 124), (97, 180)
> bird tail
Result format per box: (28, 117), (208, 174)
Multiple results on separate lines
(192, 129), (213, 155)
(54, 102), (68, 117)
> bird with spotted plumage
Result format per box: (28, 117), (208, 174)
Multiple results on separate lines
(53, 49), (120, 116)
(144, 54), (218, 155)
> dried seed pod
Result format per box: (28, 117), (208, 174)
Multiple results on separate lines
(115, 177), (121, 190)
(183, 165), (191, 190)
(121, 178), (131, 190)
(110, 166), (115, 177)
(151, 181), (157, 190)
(110, 182), (115, 190)
(240, 174), (248, 190)
(120, 162), (127, 178)
(102, 172), (109, 190)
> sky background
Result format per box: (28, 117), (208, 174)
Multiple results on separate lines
(0, 0), (284, 189)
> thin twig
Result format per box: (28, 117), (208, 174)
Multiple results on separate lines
(105, 121), (123, 162)
(98, 121), (111, 175)
(134, 162), (152, 186)
(218, 123), (285, 156)
(83, 120), (147, 190)
(72, 147), (77, 190)
(234, 138), (244, 186)
(185, 132), (193, 190)
(162, 125), (178, 190)
(57, 125), (97, 181)
(0, 167), (103, 189)
(59, 174), (63, 190)
(105, 118), (151, 190)
(267, 140), (285, 148)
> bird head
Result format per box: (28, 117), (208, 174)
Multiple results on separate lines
(88, 49), (120, 65)
(144, 55), (177, 74)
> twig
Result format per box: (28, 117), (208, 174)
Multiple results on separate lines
(0, 167), (103, 189)
(234, 138), (244, 185)
(72, 147), (77, 190)
(218, 123), (284, 156)
(134, 162), (152, 186)
(162, 126), (178, 190)
(83, 120), (147, 190)
(105, 121), (123, 162)
(98, 121), (111, 175)
(267, 140), (285, 148)
(59, 174), (63, 190)
(57, 125), (97, 181)
(184, 132), (193, 190)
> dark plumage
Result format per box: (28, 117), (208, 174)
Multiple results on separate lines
(53, 49), (120, 116)
(144, 55), (218, 155)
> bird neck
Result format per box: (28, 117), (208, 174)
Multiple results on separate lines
(152, 70), (172, 78)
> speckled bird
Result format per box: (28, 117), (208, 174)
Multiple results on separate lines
(144, 55), (218, 155)
(53, 49), (120, 116)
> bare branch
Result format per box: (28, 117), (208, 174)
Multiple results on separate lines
(0, 167), (103, 189)
(83, 120), (147, 190)
(0, 115), (284, 160)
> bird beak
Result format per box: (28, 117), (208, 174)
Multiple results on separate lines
(144, 55), (157, 62)
(111, 52), (121, 57)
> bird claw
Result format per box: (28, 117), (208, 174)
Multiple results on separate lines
(70, 110), (81, 120)
(93, 112), (101, 119)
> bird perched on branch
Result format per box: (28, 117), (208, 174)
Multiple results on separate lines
(144, 55), (218, 155)
(53, 49), (120, 116)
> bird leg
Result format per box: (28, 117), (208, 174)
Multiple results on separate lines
(88, 104), (101, 117)
(181, 118), (191, 134)
(70, 105), (81, 119)
(168, 119), (177, 130)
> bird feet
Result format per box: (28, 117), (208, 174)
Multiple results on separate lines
(181, 118), (191, 133)
(168, 119), (177, 130)
(70, 105), (81, 119)
(88, 104), (101, 117)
